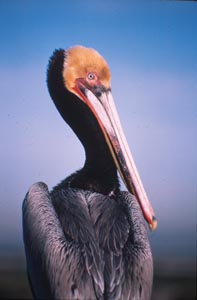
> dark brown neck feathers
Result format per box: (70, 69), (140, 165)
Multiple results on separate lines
(47, 49), (119, 195)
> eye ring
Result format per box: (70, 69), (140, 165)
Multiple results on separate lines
(87, 73), (95, 80)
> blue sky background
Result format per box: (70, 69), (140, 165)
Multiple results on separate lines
(0, 0), (196, 260)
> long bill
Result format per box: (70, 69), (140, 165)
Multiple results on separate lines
(80, 87), (157, 230)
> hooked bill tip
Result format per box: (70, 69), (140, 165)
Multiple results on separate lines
(149, 216), (158, 231)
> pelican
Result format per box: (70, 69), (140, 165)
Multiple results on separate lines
(23, 45), (157, 300)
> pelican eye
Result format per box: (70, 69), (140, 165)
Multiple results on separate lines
(87, 73), (95, 80)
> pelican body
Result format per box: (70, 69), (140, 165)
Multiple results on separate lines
(23, 46), (156, 300)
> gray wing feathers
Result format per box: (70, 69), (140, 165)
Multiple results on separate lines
(23, 183), (103, 300)
(88, 191), (153, 300)
(52, 188), (104, 298)
(23, 184), (152, 300)
(23, 182), (66, 299)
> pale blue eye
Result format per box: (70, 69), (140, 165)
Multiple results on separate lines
(87, 73), (95, 80)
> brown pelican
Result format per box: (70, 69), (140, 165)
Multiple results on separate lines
(23, 45), (157, 300)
